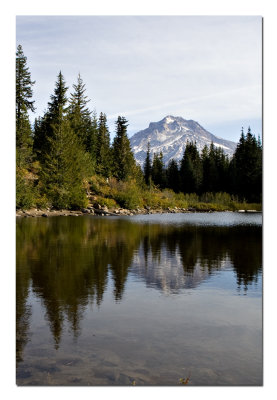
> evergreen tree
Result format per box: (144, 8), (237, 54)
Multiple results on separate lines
(16, 45), (35, 168)
(180, 152), (194, 193)
(88, 110), (98, 160)
(68, 73), (94, 152)
(33, 116), (45, 158)
(180, 141), (202, 193)
(95, 112), (111, 177)
(33, 71), (68, 159)
(112, 116), (136, 181)
(230, 127), (262, 202)
(16, 109), (33, 168)
(16, 45), (36, 208)
(166, 159), (180, 192)
(151, 152), (166, 189)
(204, 143), (229, 193)
(200, 142), (230, 194)
(200, 144), (209, 193)
(134, 163), (146, 187)
(16, 44), (35, 125)
(40, 118), (92, 209)
(143, 142), (152, 186)
(47, 71), (68, 122)
(214, 146), (230, 193)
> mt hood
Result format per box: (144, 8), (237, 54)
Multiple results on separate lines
(130, 116), (237, 166)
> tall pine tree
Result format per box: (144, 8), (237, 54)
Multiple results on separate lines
(68, 73), (95, 153)
(41, 118), (92, 209)
(16, 44), (35, 125)
(180, 141), (202, 194)
(33, 71), (68, 159)
(88, 110), (98, 161)
(201, 143), (221, 193)
(112, 116), (136, 181)
(16, 45), (36, 208)
(230, 127), (262, 202)
(143, 142), (152, 186)
(16, 45), (35, 168)
(95, 112), (111, 177)
(166, 159), (180, 192)
(151, 152), (166, 189)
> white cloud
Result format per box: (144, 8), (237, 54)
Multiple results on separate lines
(16, 16), (262, 141)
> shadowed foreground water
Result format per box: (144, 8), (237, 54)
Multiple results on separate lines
(16, 212), (262, 386)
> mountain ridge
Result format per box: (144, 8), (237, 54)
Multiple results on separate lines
(130, 115), (237, 166)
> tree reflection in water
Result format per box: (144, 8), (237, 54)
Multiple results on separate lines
(16, 215), (262, 361)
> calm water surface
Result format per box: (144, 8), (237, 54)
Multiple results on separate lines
(16, 212), (262, 386)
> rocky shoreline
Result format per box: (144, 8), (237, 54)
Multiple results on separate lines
(16, 205), (191, 218)
(16, 204), (261, 218)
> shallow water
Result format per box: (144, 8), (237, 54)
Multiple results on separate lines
(16, 212), (262, 386)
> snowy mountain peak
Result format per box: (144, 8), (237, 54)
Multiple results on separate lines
(164, 115), (175, 124)
(130, 116), (237, 166)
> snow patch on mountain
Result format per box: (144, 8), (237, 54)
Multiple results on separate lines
(130, 115), (237, 166)
(165, 116), (174, 124)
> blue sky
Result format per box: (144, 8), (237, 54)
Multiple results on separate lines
(16, 16), (262, 142)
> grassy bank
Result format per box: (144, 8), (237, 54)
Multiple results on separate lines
(17, 171), (262, 213)
(87, 176), (261, 212)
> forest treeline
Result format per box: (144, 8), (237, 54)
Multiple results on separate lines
(16, 45), (262, 210)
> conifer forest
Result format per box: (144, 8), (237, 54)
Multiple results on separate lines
(16, 45), (262, 211)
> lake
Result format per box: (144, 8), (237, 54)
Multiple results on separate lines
(16, 212), (262, 386)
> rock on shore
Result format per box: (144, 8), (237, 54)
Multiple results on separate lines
(15, 205), (261, 218)
(16, 205), (193, 218)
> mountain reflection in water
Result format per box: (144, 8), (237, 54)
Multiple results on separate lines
(16, 214), (262, 385)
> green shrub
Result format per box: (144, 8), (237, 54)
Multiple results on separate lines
(114, 181), (143, 209)
(94, 196), (118, 209)
(141, 188), (188, 209)
(16, 170), (36, 209)
(35, 194), (50, 209)
(183, 193), (199, 203)
(68, 188), (88, 210)
(175, 199), (189, 209)
(200, 192), (233, 205)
